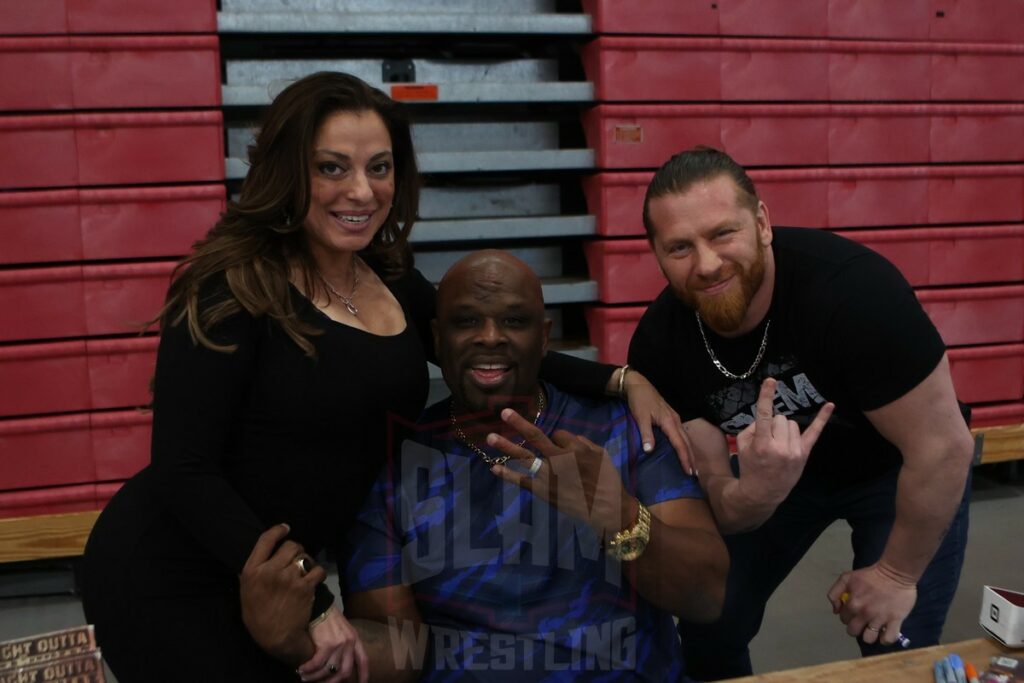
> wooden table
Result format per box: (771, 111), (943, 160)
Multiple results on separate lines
(725, 638), (1016, 682)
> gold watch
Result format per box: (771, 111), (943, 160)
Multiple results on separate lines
(606, 502), (651, 561)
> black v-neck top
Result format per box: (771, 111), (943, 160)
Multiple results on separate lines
(87, 268), (433, 598)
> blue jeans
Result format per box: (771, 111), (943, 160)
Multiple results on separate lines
(678, 465), (972, 681)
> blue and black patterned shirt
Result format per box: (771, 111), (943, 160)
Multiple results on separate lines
(343, 382), (701, 682)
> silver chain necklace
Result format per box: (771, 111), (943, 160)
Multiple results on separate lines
(315, 259), (360, 316)
(450, 390), (546, 465)
(695, 312), (771, 381)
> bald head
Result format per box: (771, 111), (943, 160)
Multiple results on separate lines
(437, 250), (544, 315)
(433, 250), (551, 413)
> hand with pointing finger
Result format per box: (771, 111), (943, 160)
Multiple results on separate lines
(486, 408), (635, 540)
(734, 378), (834, 509)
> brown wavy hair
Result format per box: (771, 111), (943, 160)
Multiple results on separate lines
(157, 71), (419, 356)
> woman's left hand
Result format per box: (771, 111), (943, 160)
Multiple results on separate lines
(296, 606), (369, 683)
(623, 369), (695, 475)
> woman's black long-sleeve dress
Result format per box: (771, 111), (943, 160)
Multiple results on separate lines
(80, 268), (435, 682)
(80, 265), (613, 682)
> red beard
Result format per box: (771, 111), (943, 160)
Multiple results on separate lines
(677, 240), (766, 333)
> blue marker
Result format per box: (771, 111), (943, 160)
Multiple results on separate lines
(941, 657), (958, 683)
(948, 654), (968, 683)
(934, 660), (948, 683)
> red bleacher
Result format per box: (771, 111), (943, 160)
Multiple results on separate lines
(948, 345), (1024, 405)
(0, 262), (175, 343)
(0, 1), (219, 524)
(0, 410), (150, 516)
(0, 186), (224, 265)
(972, 403), (1024, 430)
(582, 37), (1024, 103)
(0, 0), (217, 35)
(0, 112), (224, 190)
(920, 286), (1024, 347)
(583, 104), (1024, 170)
(581, 0), (1024, 43)
(0, 35), (221, 111)
(0, 337), (156, 417)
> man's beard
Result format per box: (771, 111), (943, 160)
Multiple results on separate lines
(675, 241), (766, 333)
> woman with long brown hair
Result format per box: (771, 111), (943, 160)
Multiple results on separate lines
(80, 72), (432, 682)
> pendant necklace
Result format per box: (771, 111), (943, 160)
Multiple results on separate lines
(316, 258), (360, 316)
(450, 390), (546, 465)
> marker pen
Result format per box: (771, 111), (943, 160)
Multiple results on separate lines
(964, 661), (980, 683)
(934, 661), (948, 683)
(941, 657), (958, 683)
(839, 592), (912, 648)
(948, 654), (968, 683)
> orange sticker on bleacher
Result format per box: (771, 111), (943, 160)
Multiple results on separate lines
(614, 125), (643, 144)
(390, 84), (439, 101)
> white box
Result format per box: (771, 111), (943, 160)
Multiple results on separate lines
(980, 585), (1024, 648)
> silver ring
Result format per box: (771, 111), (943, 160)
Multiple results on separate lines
(326, 663), (338, 674)
(528, 457), (543, 477)
(295, 556), (312, 576)
(865, 625), (880, 633)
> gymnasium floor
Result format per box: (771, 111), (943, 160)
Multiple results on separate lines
(0, 466), (1021, 680)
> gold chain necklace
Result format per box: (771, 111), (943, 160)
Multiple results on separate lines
(695, 312), (771, 381)
(449, 390), (546, 465)
(315, 258), (360, 316)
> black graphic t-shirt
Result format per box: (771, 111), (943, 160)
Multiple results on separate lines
(628, 227), (947, 488)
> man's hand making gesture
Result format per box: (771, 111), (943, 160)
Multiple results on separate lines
(734, 377), (834, 510)
(684, 377), (834, 534)
(486, 409), (633, 540)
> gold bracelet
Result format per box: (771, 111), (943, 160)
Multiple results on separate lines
(617, 364), (630, 398)
(308, 602), (336, 630)
(606, 501), (651, 561)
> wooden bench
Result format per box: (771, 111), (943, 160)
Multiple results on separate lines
(0, 510), (99, 563)
(975, 421), (1024, 464)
